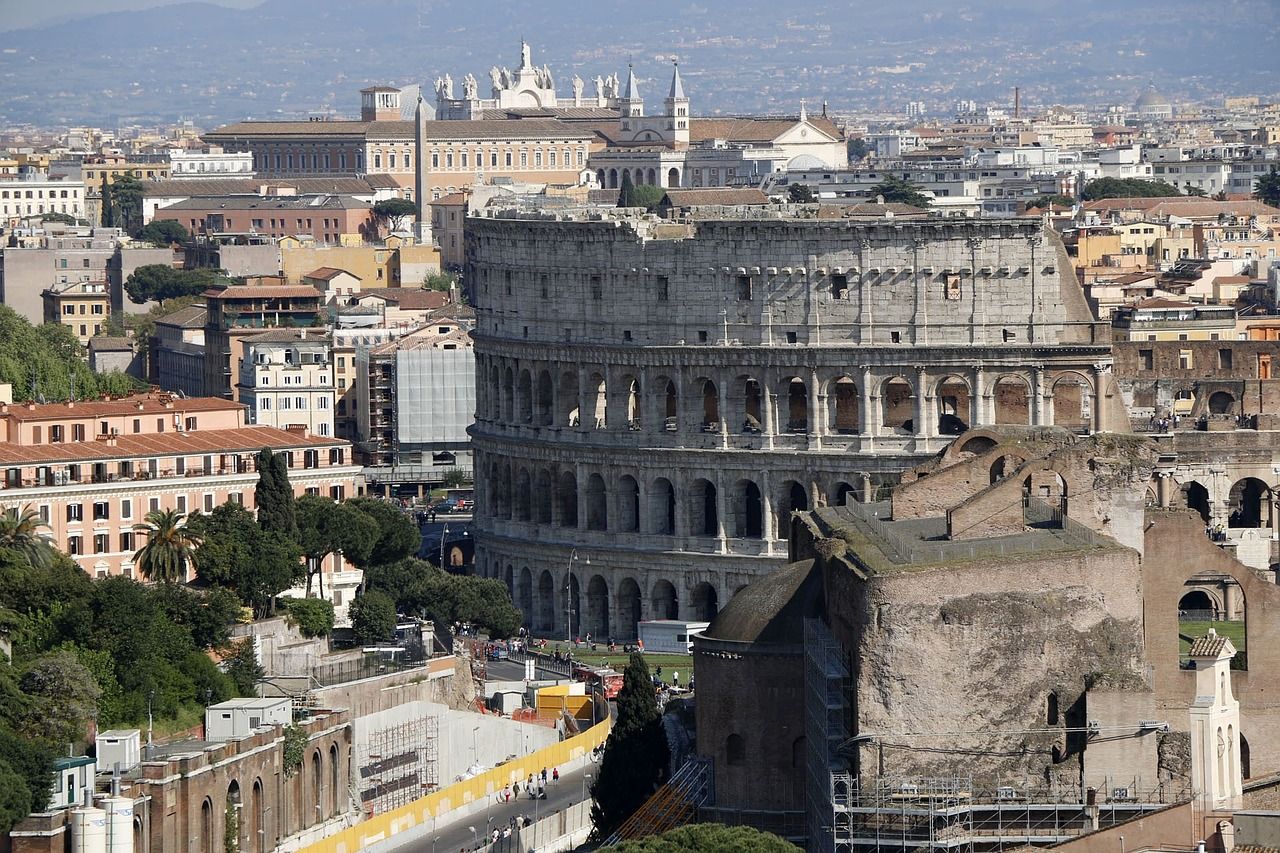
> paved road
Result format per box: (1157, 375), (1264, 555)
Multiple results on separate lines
(397, 762), (597, 852)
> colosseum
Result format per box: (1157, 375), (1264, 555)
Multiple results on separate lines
(467, 203), (1127, 639)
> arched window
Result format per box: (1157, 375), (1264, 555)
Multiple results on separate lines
(726, 734), (746, 766)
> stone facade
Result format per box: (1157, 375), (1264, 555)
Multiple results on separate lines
(467, 205), (1125, 639)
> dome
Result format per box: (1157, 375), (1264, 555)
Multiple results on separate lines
(1134, 88), (1170, 110)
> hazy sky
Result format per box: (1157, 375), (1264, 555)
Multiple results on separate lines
(0, 0), (259, 32)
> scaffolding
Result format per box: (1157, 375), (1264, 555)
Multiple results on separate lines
(356, 716), (440, 815)
(805, 618), (850, 853)
(830, 775), (1184, 853)
(604, 756), (714, 845)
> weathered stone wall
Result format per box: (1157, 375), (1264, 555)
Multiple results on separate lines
(830, 545), (1148, 786)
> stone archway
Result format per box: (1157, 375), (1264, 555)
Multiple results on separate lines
(651, 579), (678, 620)
(617, 578), (642, 639)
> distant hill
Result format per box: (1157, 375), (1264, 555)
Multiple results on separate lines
(1, 0), (1276, 128)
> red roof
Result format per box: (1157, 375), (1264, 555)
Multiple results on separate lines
(1, 394), (241, 422)
(0, 426), (347, 466)
(205, 285), (324, 299)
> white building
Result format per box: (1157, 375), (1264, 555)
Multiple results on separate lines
(168, 146), (255, 180)
(0, 175), (86, 225)
(239, 330), (336, 437)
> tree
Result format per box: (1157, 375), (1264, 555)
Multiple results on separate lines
(104, 174), (144, 235)
(1183, 185), (1208, 197)
(0, 506), (55, 569)
(867, 176), (931, 208)
(221, 638), (263, 696)
(350, 590), (397, 645)
(847, 137), (869, 161)
(281, 597), (335, 638)
(255, 448), (299, 542)
(590, 653), (669, 838)
(39, 212), (82, 226)
(100, 179), (113, 227)
(618, 170), (636, 208)
(372, 198), (417, 232)
(787, 183), (816, 203)
(345, 498), (419, 568)
(188, 502), (302, 617)
(611, 824), (801, 852)
(366, 558), (522, 638)
(1081, 177), (1181, 200)
(424, 272), (457, 293)
(0, 305), (142, 402)
(132, 509), (201, 583)
(1024, 193), (1076, 211)
(137, 219), (189, 245)
(17, 651), (101, 747)
(124, 265), (223, 305)
(295, 495), (378, 596)
(0, 757), (34, 838)
(1254, 167), (1280, 208)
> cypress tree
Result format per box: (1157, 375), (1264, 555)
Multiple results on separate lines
(617, 170), (635, 208)
(590, 653), (669, 838)
(100, 178), (113, 227)
(254, 448), (298, 541)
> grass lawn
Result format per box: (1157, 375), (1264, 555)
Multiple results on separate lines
(525, 636), (694, 679)
(1178, 619), (1246, 657)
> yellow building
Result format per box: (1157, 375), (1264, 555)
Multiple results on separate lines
(80, 155), (171, 223)
(1111, 299), (1239, 342)
(42, 280), (111, 344)
(280, 236), (440, 288)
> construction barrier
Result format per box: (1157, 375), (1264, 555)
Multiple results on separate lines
(298, 715), (611, 853)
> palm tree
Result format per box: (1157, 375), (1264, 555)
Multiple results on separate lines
(132, 509), (201, 584)
(0, 505), (55, 568)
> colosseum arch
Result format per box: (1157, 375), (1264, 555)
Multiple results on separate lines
(1185, 480), (1211, 524)
(654, 374), (679, 431)
(556, 470), (579, 528)
(732, 375), (763, 432)
(691, 581), (719, 621)
(689, 478), (719, 537)
(567, 573), (582, 638)
(250, 777), (265, 852)
(780, 376), (808, 432)
(619, 374), (642, 428)
(585, 473), (608, 531)
(616, 578), (642, 638)
(1228, 477), (1273, 529)
(537, 570), (555, 631)
(695, 377), (720, 430)
(731, 479), (764, 539)
(1209, 390), (1237, 415)
(616, 475), (640, 532)
(534, 370), (554, 425)
(516, 370), (533, 424)
(586, 372), (608, 428)
(558, 371), (579, 426)
(504, 564), (514, 593)
(532, 469), (553, 524)
(513, 469), (531, 521)
(777, 480), (809, 539)
(649, 477), (677, 534)
(487, 363), (501, 419)
(988, 374), (1029, 424)
(517, 567), (533, 623)
(652, 579), (678, 619)
(935, 374), (973, 434)
(829, 375), (860, 434)
(200, 797), (214, 852)
(501, 365), (515, 422)
(586, 574), (610, 638)
(881, 375), (915, 433)
(832, 481), (858, 506)
(608, 168), (617, 188)
(1051, 371), (1094, 431)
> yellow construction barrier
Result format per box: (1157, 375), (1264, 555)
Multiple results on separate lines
(534, 685), (593, 721)
(299, 716), (611, 853)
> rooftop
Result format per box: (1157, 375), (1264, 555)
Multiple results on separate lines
(0, 425), (345, 466)
(206, 118), (591, 142)
(0, 392), (239, 421)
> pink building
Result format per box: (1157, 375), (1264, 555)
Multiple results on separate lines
(0, 393), (364, 598)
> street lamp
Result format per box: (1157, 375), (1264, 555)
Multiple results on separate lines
(565, 548), (588, 640)
(439, 523), (450, 569)
(471, 725), (479, 764)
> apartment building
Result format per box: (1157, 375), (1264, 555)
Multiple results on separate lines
(0, 393), (363, 586)
(202, 283), (326, 400)
(0, 175), (87, 225)
(42, 280), (111, 344)
(238, 330), (335, 437)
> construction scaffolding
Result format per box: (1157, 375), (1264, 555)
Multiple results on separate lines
(830, 775), (1184, 853)
(805, 618), (850, 853)
(356, 716), (440, 815)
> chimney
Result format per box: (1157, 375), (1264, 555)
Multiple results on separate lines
(1014, 87), (1020, 118)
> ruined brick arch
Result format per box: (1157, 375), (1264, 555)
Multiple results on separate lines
(329, 742), (340, 817)
(1208, 390), (1237, 415)
(941, 427), (1010, 465)
(1182, 479), (1212, 523)
(1227, 477), (1275, 529)
(831, 480), (859, 506)
(1178, 586), (1224, 619)
(200, 797), (214, 853)
(310, 749), (323, 820)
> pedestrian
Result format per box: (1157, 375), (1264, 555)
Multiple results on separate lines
(673, 670), (679, 687)
(513, 780), (520, 799)
(553, 767), (559, 783)
(527, 773), (534, 790)
(541, 767), (548, 784)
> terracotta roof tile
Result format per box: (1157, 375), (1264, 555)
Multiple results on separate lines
(1, 393), (240, 422)
(1187, 629), (1230, 658)
(0, 426), (345, 466)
